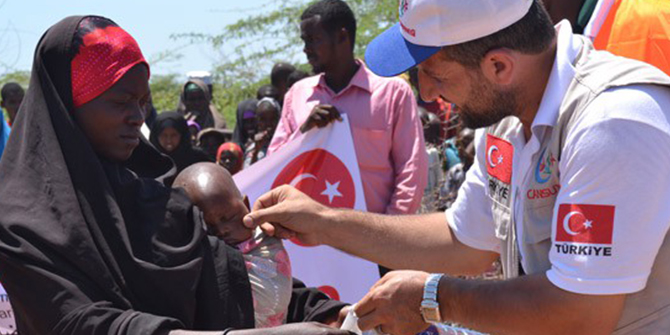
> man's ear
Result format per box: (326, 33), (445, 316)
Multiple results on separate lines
(336, 27), (350, 46)
(243, 195), (251, 211)
(479, 48), (516, 86)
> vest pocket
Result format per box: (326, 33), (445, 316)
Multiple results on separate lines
(491, 197), (512, 240)
(523, 203), (554, 244)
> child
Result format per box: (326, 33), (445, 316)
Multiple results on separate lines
(173, 163), (292, 328)
(217, 142), (244, 175)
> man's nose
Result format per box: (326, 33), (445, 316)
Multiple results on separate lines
(417, 70), (439, 103)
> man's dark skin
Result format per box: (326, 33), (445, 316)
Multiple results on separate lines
(1, 84), (25, 126)
(298, 15), (357, 133)
(541, 0), (584, 26)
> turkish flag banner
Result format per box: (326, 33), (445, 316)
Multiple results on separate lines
(555, 204), (616, 244)
(234, 115), (378, 304)
(486, 134), (514, 184)
(0, 283), (16, 334)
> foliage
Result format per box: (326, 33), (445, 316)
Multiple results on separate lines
(150, 74), (182, 113)
(0, 70), (30, 89)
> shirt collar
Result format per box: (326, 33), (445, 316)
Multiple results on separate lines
(532, 20), (582, 130)
(313, 59), (372, 95)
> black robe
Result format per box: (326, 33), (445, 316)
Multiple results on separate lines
(0, 16), (254, 334)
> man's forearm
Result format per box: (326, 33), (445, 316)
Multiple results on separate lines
(321, 210), (497, 275)
(439, 274), (625, 335)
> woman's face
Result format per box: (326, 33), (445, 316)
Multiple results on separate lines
(243, 117), (257, 139)
(73, 65), (149, 162)
(158, 126), (181, 153)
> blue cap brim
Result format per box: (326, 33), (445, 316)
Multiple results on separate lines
(365, 22), (441, 77)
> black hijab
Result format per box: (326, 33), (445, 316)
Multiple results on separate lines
(0, 16), (253, 334)
(150, 111), (211, 177)
(176, 79), (227, 129)
(232, 98), (258, 149)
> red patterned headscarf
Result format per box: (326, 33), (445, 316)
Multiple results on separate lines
(71, 17), (149, 108)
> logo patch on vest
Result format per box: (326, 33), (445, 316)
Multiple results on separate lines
(534, 147), (556, 184)
(554, 204), (616, 257)
(527, 147), (560, 200)
(486, 134), (513, 184)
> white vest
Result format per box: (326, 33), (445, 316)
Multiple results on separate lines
(486, 36), (670, 334)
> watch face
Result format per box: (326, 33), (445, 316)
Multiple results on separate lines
(421, 306), (441, 323)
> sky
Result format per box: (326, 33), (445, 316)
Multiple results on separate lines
(0, 0), (277, 78)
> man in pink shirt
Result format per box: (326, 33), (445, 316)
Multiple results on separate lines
(269, 0), (428, 216)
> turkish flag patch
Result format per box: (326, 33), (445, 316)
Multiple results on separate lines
(556, 204), (615, 244)
(486, 134), (514, 184)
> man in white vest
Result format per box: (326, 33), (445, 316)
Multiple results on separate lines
(244, 0), (670, 334)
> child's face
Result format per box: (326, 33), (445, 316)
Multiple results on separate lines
(218, 150), (241, 174)
(199, 194), (253, 245)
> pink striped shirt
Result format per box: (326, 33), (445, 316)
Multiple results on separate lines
(269, 61), (427, 214)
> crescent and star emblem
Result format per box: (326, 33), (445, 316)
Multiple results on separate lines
(562, 211), (593, 236)
(487, 145), (503, 168)
(288, 173), (342, 205)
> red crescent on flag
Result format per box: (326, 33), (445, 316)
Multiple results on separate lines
(273, 149), (356, 247)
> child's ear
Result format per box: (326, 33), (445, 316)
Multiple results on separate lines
(243, 195), (250, 211)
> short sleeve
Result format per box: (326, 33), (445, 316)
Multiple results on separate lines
(547, 85), (670, 295)
(446, 129), (501, 253)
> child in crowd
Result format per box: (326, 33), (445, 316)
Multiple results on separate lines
(418, 107), (444, 213)
(186, 120), (201, 145)
(173, 163), (292, 328)
(244, 97), (281, 168)
(217, 142), (244, 175)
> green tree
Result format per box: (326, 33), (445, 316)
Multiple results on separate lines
(150, 74), (182, 113)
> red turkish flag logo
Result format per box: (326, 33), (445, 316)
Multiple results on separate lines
(273, 149), (356, 246)
(272, 149), (355, 208)
(556, 204), (615, 244)
(317, 285), (340, 301)
(486, 134), (513, 184)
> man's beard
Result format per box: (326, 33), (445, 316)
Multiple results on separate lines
(456, 80), (518, 129)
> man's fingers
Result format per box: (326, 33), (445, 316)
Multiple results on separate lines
(356, 308), (385, 332)
(354, 289), (381, 321)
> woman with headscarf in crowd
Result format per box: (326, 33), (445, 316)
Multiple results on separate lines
(0, 16), (348, 335)
(150, 111), (211, 179)
(232, 98), (258, 149)
(217, 142), (244, 175)
(178, 79), (227, 129)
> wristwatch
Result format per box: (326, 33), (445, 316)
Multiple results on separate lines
(420, 273), (444, 324)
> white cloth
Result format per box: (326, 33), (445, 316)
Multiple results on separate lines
(420, 146), (442, 212)
(446, 21), (670, 295)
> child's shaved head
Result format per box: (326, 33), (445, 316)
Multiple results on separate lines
(175, 162), (252, 244)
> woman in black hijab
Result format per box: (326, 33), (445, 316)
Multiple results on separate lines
(150, 111), (211, 177)
(0, 16), (346, 335)
(232, 98), (258, 149)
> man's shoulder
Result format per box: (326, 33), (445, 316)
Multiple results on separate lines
(285, 75), (321, 97)
(365, 69), (412, 93)
(577, 84), (670, 136)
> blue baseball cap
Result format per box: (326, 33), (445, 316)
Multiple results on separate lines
(365, 0), (534, 77)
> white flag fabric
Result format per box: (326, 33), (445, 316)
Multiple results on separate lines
(234, 115), (379, 304)
(0, 284), (16, 334)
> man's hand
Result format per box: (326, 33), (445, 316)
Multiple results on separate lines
(355, 271), (430, 335)
(243, 185), (332, 246)
(300, 104), (343, 133)
(228, 322), (354, 335)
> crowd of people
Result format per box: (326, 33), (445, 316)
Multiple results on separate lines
(0, 0), (669, 334)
